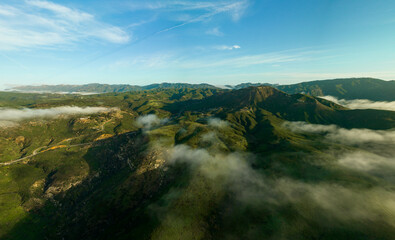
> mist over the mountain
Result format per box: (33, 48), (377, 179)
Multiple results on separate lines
(137, 114), (395, 239)
(321, 96), (395, 111)
(0, 106), (116, 122)
(2, 85), (395, 239)
(284, 121), (395, 144)
(136, 114), (168, 130)
(2, 0), (395, 238)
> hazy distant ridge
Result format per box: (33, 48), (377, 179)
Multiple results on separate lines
(10, 78), (395, 101)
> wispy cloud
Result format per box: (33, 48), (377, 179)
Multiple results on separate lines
(108, 49), (319, 71)
(206, 27), (223, 36)
(0, 5), (17, 16)
(135, 114), (168, 130)
(215, 45), (241, 50)
(179, 50), (316, 69)
(320, 96), (395, 111)
(207, 118), (229, 128)
(108, 53), (174, 70)
(0, 106), (117, 122)
(0, 0), (129, 50)
(129, 0), (249, 34)
(128, 0), (249, 21)
(283, 121), (395, 145)
(284, 120), (395, 183)
(26, 0), (93, 22)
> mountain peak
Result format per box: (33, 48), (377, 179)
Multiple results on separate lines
(233, 86), (288, 106)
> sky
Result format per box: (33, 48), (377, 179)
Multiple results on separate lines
(1, 0), (395, 88)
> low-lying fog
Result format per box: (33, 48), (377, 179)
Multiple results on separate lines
(321, 96), (395, 111)
(0, 106), (116, 128)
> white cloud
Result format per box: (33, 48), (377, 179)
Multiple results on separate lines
(283, 121), (395, 145)
(26, 0), (93, 22)
(337, 151), (395, 173)
(216, 45), (241, 50)
(167, 144), (254, 181)
(0, 0), (129, 50)
(0, 106), (116, 122)
(151, 118), (395, 236)
(0, 5), (17, 16)
(264, 179), (395, 228)
(165, 143), (395, 230)
(136, 114), (168, 130)
(207, 118), (229, 128)
(320, 96), (395, 111)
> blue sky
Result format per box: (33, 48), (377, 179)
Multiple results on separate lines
(1, 0), (395, 88)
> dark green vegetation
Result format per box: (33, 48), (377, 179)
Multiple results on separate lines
(0, 85), (395, 240)
(11, 77), (395, 101)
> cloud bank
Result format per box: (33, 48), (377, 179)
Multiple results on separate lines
(0, 106), (115, 122)
(283, 121), (395, 145)
(321, 96), (395, 111)
(163, 141), (395, 236)
(152, 119), (395, 237)
(284, 121), (395, 182)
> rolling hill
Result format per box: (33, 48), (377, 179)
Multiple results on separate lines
(1, 85), (395, 239)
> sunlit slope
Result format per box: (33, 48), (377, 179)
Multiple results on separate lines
(1, 86), (395, 239)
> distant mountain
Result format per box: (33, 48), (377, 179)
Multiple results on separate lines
(11, 83), (218, 93)
(12, 78), (395, 101)
(225, 82), (277, 89)
(277, 77), (395, 101)
(11, 83), (142, 93)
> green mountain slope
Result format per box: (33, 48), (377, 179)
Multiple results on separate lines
(1, 86), (395, 240)
(166, 86), (395, 129)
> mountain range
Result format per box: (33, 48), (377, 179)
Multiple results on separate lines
(9, 77), (395, 101)
(0, 81), (395, 239)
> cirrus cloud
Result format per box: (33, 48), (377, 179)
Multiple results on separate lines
(0, 0), (129, 50)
